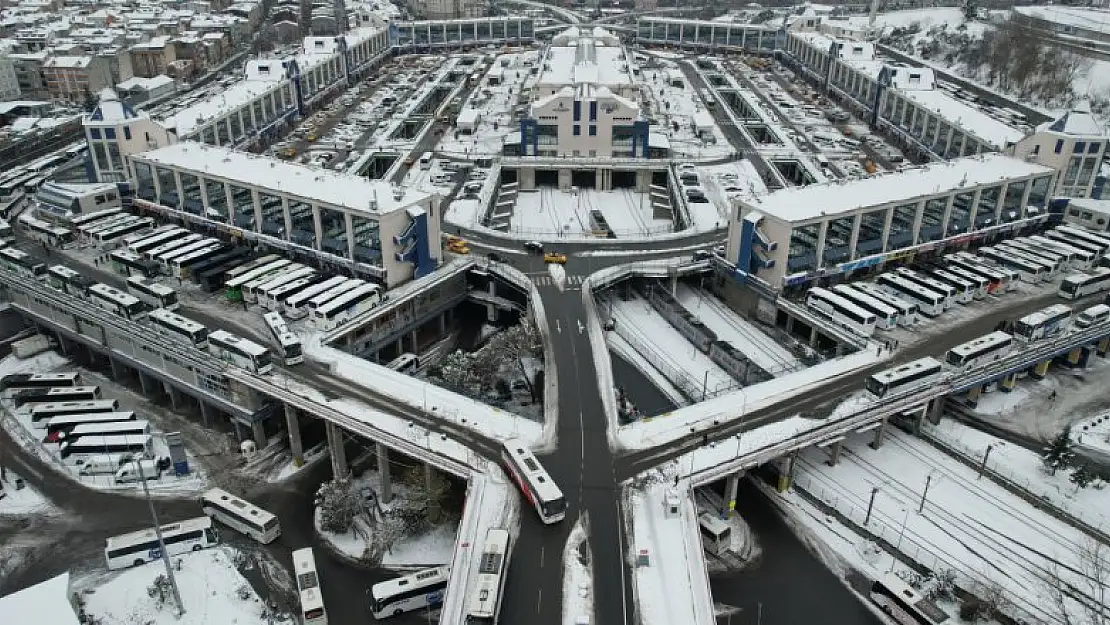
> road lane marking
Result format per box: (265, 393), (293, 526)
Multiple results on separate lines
(536, 589), (542, 614)
(11, 454), (43, 481)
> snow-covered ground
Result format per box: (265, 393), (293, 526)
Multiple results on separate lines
(607, 293), (735, 400)
(1073, 411), (1110, 465)
(926, 418), (1110, 533)
(674, 284), (802, 375)
(641, 61), (734, 160)
(76, 547), (291, 625)
(510, 187), (671, 238)
(562, 516), (594, 625)
(0, 471), (54, 516)
(438, 50), (541, 158)
(627, 471), (715, 625)
(792, 426), (1108, 624)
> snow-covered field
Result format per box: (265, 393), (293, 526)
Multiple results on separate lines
(1073, 411), (1110, 465)
(641, 62), (733, 160)
(0, 471), (54, 516)
(510, 187), (671, 238)
(77, 547), (290, 625)
(793, 426), (1108, 624)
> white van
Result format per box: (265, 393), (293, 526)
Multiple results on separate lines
(114, 459), (161, 484)
(77, 453), (134, 476)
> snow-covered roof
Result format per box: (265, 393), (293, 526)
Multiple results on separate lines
(0, 573), (79, 625)
(903, 89), (1027, 148)
(1062, 197), (1110, 214)
(43, 55), (91, 68)
(134, 142), (430, 216)
(1015, 5), (1110, 34)
(744, 153), (1054, 224)
(539, 40), (631, 90)
(1044, 103), (1105, 137)
(116, 74), (173, 91)
(157, 79), (283, 135)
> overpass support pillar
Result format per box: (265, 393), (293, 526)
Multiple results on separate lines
(137, 371), (154, 396)
(1065, 346), (1091, 369)
(519, 167), (535, 191)
(56, 334), (69, 357)
(251, 420), (266, 448)
(425, 463), (442, 522)
(928, 398), (944, 425)
(999, 372), (1017, 393)
(635, 170), (650, 192)
(1097, 337), (1110, 357)
(1030, 359), (1052, 380)
(165, 383), (183, 411)
(284, 404), (304, 467)
(870, 418), (886, 449)
(108, 354), (124, 381)
(439, 312), (447, 334)
(326, 422), (349, 480)
(376, 442), (393, 504)
(965, 385), (981, 408)
(827, 441), (842, 466)
(198, 400), (212, 428)
(722, 471), (742, 517)
(411, 329), (419, 353)
(774, 454), (795, 492)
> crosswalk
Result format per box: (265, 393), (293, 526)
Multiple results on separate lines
(532, 275), (585, 287)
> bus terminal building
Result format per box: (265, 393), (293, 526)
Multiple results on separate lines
(727, 153), (1057, 291)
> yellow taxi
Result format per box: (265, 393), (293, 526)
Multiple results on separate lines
(543, 252), (567, 264)
(447, 240), (470, 255)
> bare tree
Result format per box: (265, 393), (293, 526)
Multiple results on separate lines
(1044, 539), (1110, 625)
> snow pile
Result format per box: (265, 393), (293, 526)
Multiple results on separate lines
(0, 472), (54, 516)
(562, 516), (594, 625)
(547, 262), (567, 292)
(79, 547), (289, 625)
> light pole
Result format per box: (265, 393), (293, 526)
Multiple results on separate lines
(864, 486), (880, 525)
(135, 459), (184, 616)
(919, 471), (936, 513)
(978, 443), (999, 479)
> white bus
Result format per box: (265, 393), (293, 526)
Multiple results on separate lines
(698, 512), (731, 556)
(869, 573), (950, 625)
(77, 214), (132, 237)
(1058, 267), (1110, 300)
(865, 357), (945, 398)
(147, 308), (209, 348)
(924, 268), (976, 304)
(30, 400), (120, 425)
(54, 419), (149, 443)
(13, 385), (101, 407)
(370, 567), (449, 620)
(947, 253), (1014, 294)
(199, 487), (281, 543)
(936, 264), (988, 299)
(209, 330), (273, 374)
(1013, 304), (1072, 342)
(306, 279), (365, 317)
(129, 227), (187, 255)
(852, 282), (918, 326)
(122, 224), (175, 249)
(169, 244), (225, 279)
(1076, 304), (1110, 329)
(892, 267), (958, 308)
(830, 285), (898, 330)
(1009, 238), (1075, 270)
(292, 548), (327, 625)
(1, 371), (81, 393)
(312, 284), (382, 331)
(263, 311), (303, 365)
(0, 247), (46, 277)
(502, 438), (567, 523)
(465, 528), (511, 624)
(104, 517), (219, 570)
(225, 259), (294, 302)
(386, 353), (420, 374)
(254, 267), (316, 309)
(47, 264), (94, 297)
(284, 276), (348, 318)
(90, 283), (147, 319)
(944, 331), (1013, 369)
(44, 412), (136, 443)
(1046, 229), (1108, 256)
(417, 152), (433, 170)
(875, 274), (945, 317)
(261, 276), (318, 311)
(805, 286), (878, 336)
(1027, 235), (1097, 269)
(977, 247), (1047, 283)
(95, 218), (154, 246)
(70, 208), (124, 229)
(1055, 225), (1110, 253)
(996, 241), (1064, 277)
(18, 212), (74, 247)
(59, 433), (152, 460)
(143, 233), (203, 261)
(126, 276), (179, 311)
(157, 238), (219, 269)
(247, 265), (314, 304)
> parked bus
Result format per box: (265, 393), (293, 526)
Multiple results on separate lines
(47, 264), (94, 296)
(260, 276), (321, 311)
(104, 517), (219, 570)
(1, 371), (80, 393)
(252, 266), (316, 306)
(225, 259), (293, 301)
(944, 331), (1013, 369)
(284, 276), (348, 318)
(947, 254), (1014, 293)
(805, 286), (879, 336)
(292, 548), (328, 625)
(935, 264), (988, 299)
(90, 283), (147, 319)
(1027, 235), (1097, 269)
(77, 214), (132, 238)
(157, 239), (219, 270)
(121, 224), (176, 250)
(109, 249), (160, 278)
(829, 285), (898, 330)
(312, 284), (382, 331)
(194, 253), (256, 291)
(14, 385), (101, 407)
(865, 357), (945, 398)
(209, 330), (272, 374)
(263, 312), (303, 365)
(370, 567), (449, 620)
(126, 276), (179, 311)
(169, 244), (226, 279)
(502, 438), (567, 524)
(94, 218), (154, 246)
(995, 241), (1063, 278)
(43, 412), (137, 442)
(852, 282), (919, 326)
(147, 308), (209, 348)
(386, 353), (420, 374)
(875, 274), (945, 317)
(869, 573), (950, 625)
(69, 209), (124, 229)
(143, 233), (203, 261)
(1014, 237), (1082, 270)
(18, 213), (73, 247)
(185, 247), (250, 281)
(305, 279), (365, 317)
(1055, 225), (1110, 253)
(199, 487), (281, 543)
(30, 400), (120, 425)
(1076, 304), (1110, 329)
(0, 247), (46, 277)
(243, 264), (309, 304)
(59, 433), (152, 460)
(221, 254), (282, 283)
(922, 268), (976, 304)
(128, 227), (187, 255)
(1013, 304), (1072, 342)
(977, 247), (1047, 283)
(52, 419), (150, 443)
(1046, 229), (1108, 256)
(465, 528), (511, 624)
(1058, 267), (1110, 300)
(698, 511), (731, 556)
(892, 267), (958, 308)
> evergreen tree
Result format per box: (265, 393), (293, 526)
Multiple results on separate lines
(1070, 465), (1095, 492)
(1043, 425), (1075, 476)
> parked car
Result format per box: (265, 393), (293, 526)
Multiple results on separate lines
(524, 240), (543, 253)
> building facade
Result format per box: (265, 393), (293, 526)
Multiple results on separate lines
(83, 89), (174, 183)
(43, 55), (113, 105)
(1010, 105), (1108, 200)
(0, 55), (20, 102)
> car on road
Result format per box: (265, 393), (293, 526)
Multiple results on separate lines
(524, 240), (543, 253)
(487, 252), (503, 262)
(544, 252), (567, 264)
(447, 240), (470, 254)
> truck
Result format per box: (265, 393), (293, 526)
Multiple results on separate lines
(12, 334), (52, 359)
(76, 453), (135, 476)
(113, 459), (161, 484)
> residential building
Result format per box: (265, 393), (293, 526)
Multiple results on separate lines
(0, 54), (20, 101)
(1010, 104), (1108, 199)
(43, 55), (113, 105)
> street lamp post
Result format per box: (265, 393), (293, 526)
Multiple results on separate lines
(864, 486), (879, 525)
(978, 444), (998, 480)
(919, 472), (934, 513)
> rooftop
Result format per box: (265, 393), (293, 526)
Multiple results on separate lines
(539, 39), (632, 90)
(134, 142), (430, 216)
(1015, 5), (1110, 34)
(744, 153), (1054, 223)
(0, 573), (79, 625)
(156, 79), (283, 135)
(903, 89), (1027, 148)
